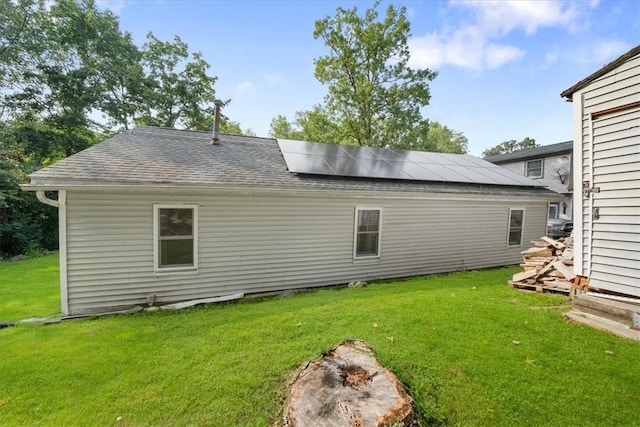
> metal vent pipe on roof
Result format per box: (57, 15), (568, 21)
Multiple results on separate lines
(211, 99), (223, 145)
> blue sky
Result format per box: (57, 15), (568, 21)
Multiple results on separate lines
(97, 0), (640, 155)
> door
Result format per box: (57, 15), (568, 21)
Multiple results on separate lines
(588, 106), (640, 297)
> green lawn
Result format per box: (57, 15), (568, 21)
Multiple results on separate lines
(1, 256), (639, 426)
(0, 253), (60, 321)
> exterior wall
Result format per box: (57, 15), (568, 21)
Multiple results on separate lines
(497, 155), (572, 219)
(63, 190), (548, 315)
(573, 52), (640, 296)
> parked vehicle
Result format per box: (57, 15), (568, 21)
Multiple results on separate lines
(547, 218), (573, 238)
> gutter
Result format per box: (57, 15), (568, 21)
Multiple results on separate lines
(36, 191), (59, 207)
(21, 182), (560, 202)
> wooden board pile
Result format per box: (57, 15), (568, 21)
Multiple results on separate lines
(509, 235), (575, 294)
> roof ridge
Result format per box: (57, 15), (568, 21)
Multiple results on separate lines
(129, 125), (276, 143)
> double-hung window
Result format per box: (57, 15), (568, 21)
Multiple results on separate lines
(354, 207), (382, 259)
(507, 208), (524, 247)
(525, 159), (543, 178)
(154, 204), (198, 272)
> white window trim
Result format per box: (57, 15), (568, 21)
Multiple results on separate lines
(525, 158), (544, 178)
(353, 207), (382, 260)
(548, 202), (559, 220)
(507, 207), (525, 247)
(153, 204), (199, 274)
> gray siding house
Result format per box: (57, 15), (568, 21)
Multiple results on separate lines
(561, 44), (640, 298)
(484, 141), (573, 221)
(24, 126), (559, 315)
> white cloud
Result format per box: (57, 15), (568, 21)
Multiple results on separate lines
(408, 0), (596, 71)
(591, 39), (632, 63)
(231, 80), (255, 97)
(544, 48), (560, 66)
(484, 43), (526, 69)
(408, 25), (524, 70)
(568, 39), (632, 65)
(453, 0), (581, 35)
(263, 73), (284, 85)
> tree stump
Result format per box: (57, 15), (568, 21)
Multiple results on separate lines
(283, 340), (416, 426)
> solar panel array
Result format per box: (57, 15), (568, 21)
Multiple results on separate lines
(277, 139), (544, 187)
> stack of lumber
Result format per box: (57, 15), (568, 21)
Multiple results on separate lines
(509, 235), (575, 294)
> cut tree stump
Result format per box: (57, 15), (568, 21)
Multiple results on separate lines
(283, 340), (416, 427)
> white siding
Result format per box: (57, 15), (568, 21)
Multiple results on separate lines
(574, 52), (640, 296)
(589, 108), (640, 296)
(64, 191), (548, 314)
(497, 155), (572, 218)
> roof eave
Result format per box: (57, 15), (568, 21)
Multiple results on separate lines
(487, 149), (572, 164)
(20, 180), (559, 200)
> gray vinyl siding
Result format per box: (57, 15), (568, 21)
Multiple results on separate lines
(493, 156), (571, 194)
(576, 52), (640, 296)
(495, 156), (572, 218)
(64, 191), (548, 314)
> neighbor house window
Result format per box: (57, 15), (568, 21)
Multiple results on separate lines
(354, 207), (382, 259)
(525, 159), (543, 178)
(508, 208), (524, 247)
(153, 204), (198, 272)
(548, 203), (559, 219)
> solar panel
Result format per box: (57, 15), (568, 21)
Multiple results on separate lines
(277, 139), (545, 187)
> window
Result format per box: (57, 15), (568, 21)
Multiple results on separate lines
(525, 159), (543, 178)
(354, 208), (381, 259)
(548, 203), (559, 219)
(154, 204), (198, 272)
(508, 208), (524, 247)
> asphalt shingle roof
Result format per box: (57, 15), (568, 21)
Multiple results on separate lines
(27, 126), (558, 197)
(483, 141), (572, 164)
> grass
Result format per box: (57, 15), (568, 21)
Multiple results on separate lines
(0, 253), (60, 321)
(1, 256), (639, 426)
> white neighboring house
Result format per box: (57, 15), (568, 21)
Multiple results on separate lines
(23, 126), (561, 316)
(561, 44), (640, 298)
(484, 141), (573, 221)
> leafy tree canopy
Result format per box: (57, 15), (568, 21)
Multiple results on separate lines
(394, 121), (468, 154)
(269, 105), (344, 143)
(1, 0), (249, 135)
(482, 137), (538, 158)
(269, 2), (466, 154)
(0, 0), (252, 256)
(270, 114), (468, 154)
(313, 0), (437, 148)
(136, 33), (217, 130)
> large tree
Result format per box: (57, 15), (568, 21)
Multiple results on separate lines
(1, 0), (115, 158)
(2, 0), (229, 134)
(423, 121), (468, 154)
(482, 137), (538, 157)
(0, 0), (33, 84)
(0, 118), (63, 257)
(394, 121), (468, 154)
(270, 113), (468, 154)
(137, 33), (218, 129)
(269, 105), (344, 143)
(0, 0), (252, 255)
(313, 0), (436, 148)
